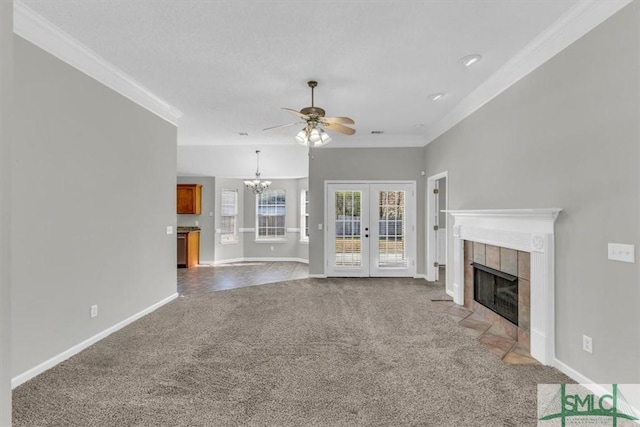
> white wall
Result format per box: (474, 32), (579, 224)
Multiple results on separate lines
(12, 37), (178, 379)
(0, 1), (12, 424)
(425, 2), (639, 383)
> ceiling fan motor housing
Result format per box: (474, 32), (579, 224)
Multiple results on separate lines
(300, 106), (326, 118)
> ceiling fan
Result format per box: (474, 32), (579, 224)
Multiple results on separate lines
(264, 80), (355, 147)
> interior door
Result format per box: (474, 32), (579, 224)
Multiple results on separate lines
(327, 182), (416, 277)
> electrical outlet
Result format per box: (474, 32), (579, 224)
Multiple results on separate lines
(270, 246), (274, 251)
(195, 220), (199, 227)
(166, 226), (173, 235)
(583, 335), (593, 354)
(90, 304), (98, 319)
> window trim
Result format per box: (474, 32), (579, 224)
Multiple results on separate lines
(220, 189), (238, 244)
(300, 189), (309, 243)
(255, 189), (287, 241)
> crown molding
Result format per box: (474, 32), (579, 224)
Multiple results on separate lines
(13, 0), (183, 125)
(424, 0), (632, 145)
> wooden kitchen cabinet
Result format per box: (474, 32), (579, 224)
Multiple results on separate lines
(177, 231), (200, 268)
(177, 184), (202, 214)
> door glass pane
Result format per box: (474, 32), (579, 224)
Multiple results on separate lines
(377, 190), (407, 267)
(335, 191), (362, 266)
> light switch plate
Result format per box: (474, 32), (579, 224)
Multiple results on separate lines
(318, 224), (323, 230)
(608, 243), (635, 263)
(166, 226), (174, 235)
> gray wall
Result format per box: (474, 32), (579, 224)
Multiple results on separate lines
(242, 179), (305, 259)
(425, 3), (639, 383)
(12, 37), (178, 377)
(177, 176), (216, 263)
(214, 177), (244, 262)
(0, 1), (12, 423)
(308, 147), (426, 275)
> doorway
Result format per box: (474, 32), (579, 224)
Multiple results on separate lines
(426, 172), (447, 283)
(326, 182), (416, 277)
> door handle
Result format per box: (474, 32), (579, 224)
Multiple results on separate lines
(365, 234), (369, 238)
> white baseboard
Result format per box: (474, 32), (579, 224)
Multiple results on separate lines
(446, 288), (455, 299)
(413, 274), (428, 280)
(552, 358), (640, 416)
(11, 292), (179, 389)
(212, 257), (245, 266)
(308, 274), (327, 279)
(213, 257), (309, 265)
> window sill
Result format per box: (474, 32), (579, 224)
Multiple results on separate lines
(299, 239), (309, 245)
(254, 239), (287, 243)
(220, 240), (239, 245)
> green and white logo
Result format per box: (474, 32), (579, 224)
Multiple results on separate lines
(538, 384), (639, 426)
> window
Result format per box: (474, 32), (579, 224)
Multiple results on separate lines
(220, 189), (238, 243)
(256, 189), (286, 240)
(300, 190), (309, 242)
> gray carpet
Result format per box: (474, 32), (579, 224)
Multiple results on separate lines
(13, 278), (571, 426)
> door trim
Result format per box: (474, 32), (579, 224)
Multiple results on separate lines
(324, 180), (417, 277)
(426, 172), (448, 283)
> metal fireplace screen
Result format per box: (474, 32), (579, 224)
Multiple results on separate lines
(471, 262), (518, 325)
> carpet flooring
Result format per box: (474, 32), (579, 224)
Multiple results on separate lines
(13, 278), (571, 426)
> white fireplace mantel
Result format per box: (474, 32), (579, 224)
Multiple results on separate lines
(444, 208), (562, 365)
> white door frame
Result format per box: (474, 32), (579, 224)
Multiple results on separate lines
(324, 180), (417, 277)
(426, 171), (448, 282)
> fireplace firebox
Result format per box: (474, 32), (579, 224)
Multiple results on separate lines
(472, 262), (518, 325)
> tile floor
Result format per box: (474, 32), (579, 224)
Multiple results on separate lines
(431, 299), (539, 365)
(177, 262), (537, 364)
(177, 261), (309, 295)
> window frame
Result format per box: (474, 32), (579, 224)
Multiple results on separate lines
(300, 189), (309, 243)
(220, 189), (238, 244)
(255, 189), (287, 242)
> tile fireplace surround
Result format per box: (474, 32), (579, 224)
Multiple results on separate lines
(445, 209), (562, 365)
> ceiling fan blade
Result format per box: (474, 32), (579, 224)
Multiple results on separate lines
(324, 122), (356, 135)
(321, 116), (355, 125)
(282, 107), (309, 120)
(263, 122), (301, 131)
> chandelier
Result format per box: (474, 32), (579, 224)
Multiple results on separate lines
(244, 150), (271, 194)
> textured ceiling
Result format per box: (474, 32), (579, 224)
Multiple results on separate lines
(20, 0), (587, 177)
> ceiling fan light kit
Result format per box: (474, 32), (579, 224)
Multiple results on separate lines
(264, 80), (355, 147)
(244, 150), (271, 194)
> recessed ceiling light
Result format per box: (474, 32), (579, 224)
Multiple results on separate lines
(371, 130), (385, 134)
(238, 132), (249, 136)
(461, 54), (482, 67)
(429, 93), (445, 102)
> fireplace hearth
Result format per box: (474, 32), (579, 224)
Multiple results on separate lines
(472, 262), (518, 325)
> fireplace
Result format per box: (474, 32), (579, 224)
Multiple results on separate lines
(446, 208), (561, 365)
(472, 262), (518, 325)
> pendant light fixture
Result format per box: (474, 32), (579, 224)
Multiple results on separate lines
(244, 150), (271, 194)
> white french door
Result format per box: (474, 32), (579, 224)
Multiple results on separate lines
(326, 182), (416, 277)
